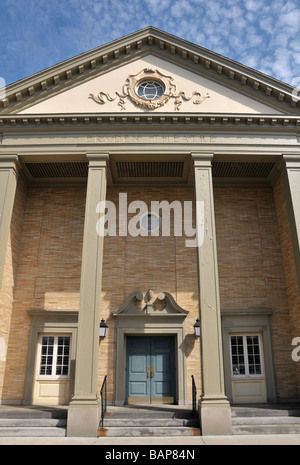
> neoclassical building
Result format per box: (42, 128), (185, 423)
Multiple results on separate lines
(0, 27), (299, 437)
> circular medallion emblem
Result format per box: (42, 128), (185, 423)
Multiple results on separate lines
(126, 69), (173, 110)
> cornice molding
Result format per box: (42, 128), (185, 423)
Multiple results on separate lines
(1, 27), (299, 115)
(0, 112), (300, 131)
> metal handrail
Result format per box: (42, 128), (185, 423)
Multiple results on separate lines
(191, 375), (197, 416)
(100, 375), (107, 429)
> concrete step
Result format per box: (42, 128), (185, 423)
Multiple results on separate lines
(233, 424), (300, 435)
(0, 418), (67, 428)
(106, 408), (196, 419)
(231, 406), (300, 418)
(99, 406), (200, 437)
(0, 426), (67, 437)
(0, 406), (67, 437)
(231, 405), (300, 435)
(104, 418), (199, 427)
(98, 426), (201, 437)
(232, 416), (300, 425)
(0, 406), (67, 419)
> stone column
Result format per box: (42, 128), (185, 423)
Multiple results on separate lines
(282, 155), (300, 292)
(192, 153), (232, 435)
(0, 155), (19, 290)
(67, 153), (108, 437)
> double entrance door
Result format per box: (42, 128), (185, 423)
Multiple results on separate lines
(126, 336), (175, 404)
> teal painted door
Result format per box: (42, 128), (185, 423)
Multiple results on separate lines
(126, 336), (175, 404)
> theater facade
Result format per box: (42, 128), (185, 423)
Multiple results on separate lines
(0, 27), (299, 436)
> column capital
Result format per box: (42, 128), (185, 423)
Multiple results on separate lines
(191, 152), (214, 167)
(0, 154), (20, 175)
(86, 152), (109, 167)
(282, 154), (300, 169)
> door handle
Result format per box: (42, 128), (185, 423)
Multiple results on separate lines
(151, 365), (154, 378)
(147, 365), (150, 378)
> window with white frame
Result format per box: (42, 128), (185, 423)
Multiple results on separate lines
(230, 334), (263, 377)
(38, 335), (71, 378)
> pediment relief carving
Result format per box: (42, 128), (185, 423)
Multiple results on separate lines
(89, 68), (209, 111)
(113, 290), (189, 316)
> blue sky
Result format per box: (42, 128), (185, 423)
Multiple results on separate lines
(0, 0), (299, 86)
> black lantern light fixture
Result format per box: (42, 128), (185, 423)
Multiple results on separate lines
(99, 319), (108, 338)
(194, 318), (200, 337)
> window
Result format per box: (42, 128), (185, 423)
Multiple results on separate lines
(230, 334), (263, 377)
(136, 80), (165, 100)
(139, 212), (161, 233)
(38, 335), (71, 378)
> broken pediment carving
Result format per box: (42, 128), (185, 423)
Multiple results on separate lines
(89, 68), (209, 111)
(112, 290), (189, 316)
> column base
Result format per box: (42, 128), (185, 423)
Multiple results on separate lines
(67, 397), (100, 437)
(198, 395), (232, 435)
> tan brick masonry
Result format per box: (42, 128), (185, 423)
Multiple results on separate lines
(0, 181), (299, 403)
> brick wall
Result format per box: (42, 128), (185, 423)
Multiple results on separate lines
(273, 175), (300, 397)
(1, 181), (299, 403)
(1, 186), (85, 401)
(215, 185), (298, 400)
(100, 187), (201, 402)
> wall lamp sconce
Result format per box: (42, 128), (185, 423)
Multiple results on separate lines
(99, 319), (108, 338)
(194, 318), (200, 337)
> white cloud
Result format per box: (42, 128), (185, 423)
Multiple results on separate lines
(280, 9), (300, 28)
(0, 0), (299, 85)
(245, 0), (262, 12)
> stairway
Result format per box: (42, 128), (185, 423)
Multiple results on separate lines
(98, 404), (200, 437)
(231, 404), (300, 435)
(0, 405), (67, 437)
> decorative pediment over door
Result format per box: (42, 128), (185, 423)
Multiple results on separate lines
(113, 289), (189, 405)
(112, 290), (189, 317)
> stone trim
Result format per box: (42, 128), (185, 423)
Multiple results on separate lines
(221, 310), (276, 404)
(114, 320), (188, 406)
(113, 290), (188, 405)
(24, 309), (78, 405)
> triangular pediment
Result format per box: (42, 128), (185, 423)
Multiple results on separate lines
(1, 27), (299, 116)
(17, 55), (284, 115)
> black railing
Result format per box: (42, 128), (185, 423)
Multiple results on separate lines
(191, 375), (197, 416)
(100, 375), (107, 429)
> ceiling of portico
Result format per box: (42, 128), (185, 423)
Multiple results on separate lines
(21, 156), (278, 188)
